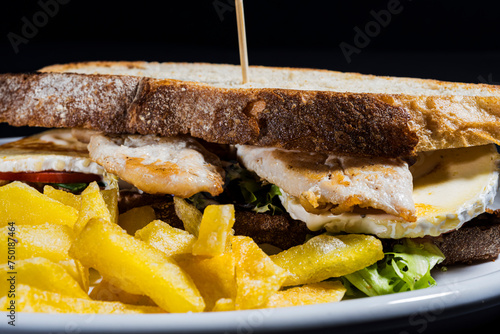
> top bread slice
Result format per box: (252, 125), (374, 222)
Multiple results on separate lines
(1, 61), (499, 157)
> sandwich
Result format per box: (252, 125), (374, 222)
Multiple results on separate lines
(1, 61), (500, 298)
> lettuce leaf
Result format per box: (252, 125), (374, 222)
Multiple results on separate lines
(224, 162), (284, 214)
(241, 181), (282, 214)
(52, 182), (107, 193)
(342, 239), (445, 297)
(189, 162), (284, 214)
(52, 183), (89, 193)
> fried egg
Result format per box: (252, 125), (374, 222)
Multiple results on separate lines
(281, 144), (500, 238)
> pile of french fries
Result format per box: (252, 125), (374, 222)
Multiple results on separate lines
(0, 181), (384, 313)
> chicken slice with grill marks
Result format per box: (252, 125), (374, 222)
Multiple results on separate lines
(236, 145), (416, 222)
(88, 134), (225, 198)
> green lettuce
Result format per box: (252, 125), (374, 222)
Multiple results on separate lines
(342, 239), (445, 297)
(240, 181), (283, 214)
(52, 183), (91, 193)
(224, 162), (284, 214)
(189, 162), (284, 214)
(52, 181), (106, 193)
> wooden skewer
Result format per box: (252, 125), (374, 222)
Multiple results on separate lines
(235, 0), (249, 84)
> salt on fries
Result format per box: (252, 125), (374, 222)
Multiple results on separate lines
(0, 181), (384, 313)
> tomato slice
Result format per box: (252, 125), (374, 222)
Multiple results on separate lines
(0, 171), (101, 184)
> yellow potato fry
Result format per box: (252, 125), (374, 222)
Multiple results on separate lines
(271, 234), (384, 286)
(0, 181), (78, 227)
(58, 259), (89, 293)
(0, 284), (164, 314)
(136, 220), (195, 257)
(43, 185), (81, 210)
(265, 281), (346, 308)
(0, 223), (88, 292)
(69, 218), (205, 313)
(173, 197), (202, 237)
(73, 182), (111, 234)
(212, 298), (235, 312)
(88, 268), (102, 287)
(102, 188), (119, 224)
(175, 252), (236, 311)
(0, 223), (74, 263)
(192, 205), (235, 257)
(232, 236), (288, 310)
(0, 258), (88, 299)
(120, 206), (157, 235)
(90, 279), (156, 306)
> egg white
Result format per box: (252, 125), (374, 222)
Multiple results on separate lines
(0, 130), (105, 176)
(281, 144), (500, 238)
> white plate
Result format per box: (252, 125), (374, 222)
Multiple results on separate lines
(1, 136), (499, 333)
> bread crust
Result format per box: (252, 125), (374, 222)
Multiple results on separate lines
(379, 94), (500, 152)
(0, 72), (137, 133)
(0, 72), (418, 157)
(2, 61), (500, 156)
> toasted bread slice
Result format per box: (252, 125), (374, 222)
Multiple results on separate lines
(1, 61), (499, 157)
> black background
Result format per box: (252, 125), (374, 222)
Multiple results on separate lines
(1, 1), (500, 333)
(2, 0), (500, 77)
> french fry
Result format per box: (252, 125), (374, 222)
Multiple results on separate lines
(120, 206), (157, 235)
(90, 279), (156, 306)
(88, 268), (102, 287)
(102, 188), (119, 225)
(135, 220), (195, 257)
(73, 182), (111, 234)
(173, 197), (202, 237)
(58, 259), (90, 293)
(138, 218), (235, 311)
(0, 223), (75, 263)
(212, 298), (235, 312)
(175, 252), (236, 311)
(140, 213), (237, 311)
(0, 284), (164, 314)
(43, 185), (81, 210)
(0, 181), (78, 227)
(69, 218), (205, 313)
(0, 258), (88, 299)
(265, 281), (346, 308)
(0, 223), (88, 292)
(232, 236), (288, 310)
(271, 234), (384, 286)
(0, 181), (380, 314)
(192, 205), (235, 257)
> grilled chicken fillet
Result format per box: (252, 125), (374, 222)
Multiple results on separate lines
(236, 145), (416, 222)
(88, 134), (225, 197)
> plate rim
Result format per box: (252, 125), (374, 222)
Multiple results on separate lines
(2, 267), (500, 334)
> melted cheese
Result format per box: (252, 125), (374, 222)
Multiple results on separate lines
(281, 145), (500, 238)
